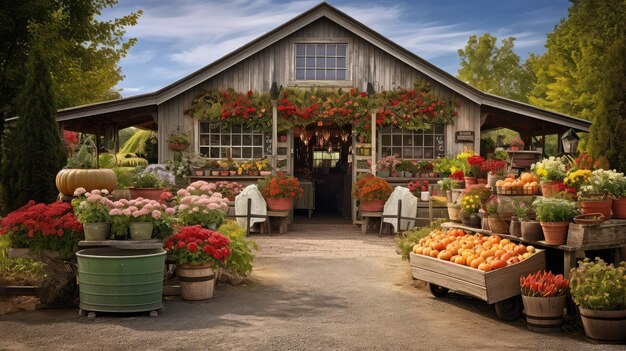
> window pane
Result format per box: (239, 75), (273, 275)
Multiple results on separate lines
(337, 57), (346, 68)
(316, 44), (325, 56)
(403, 135), (412, 146)
(424, 148), (434, 159)
(200, 147), (209, 156)
(200, 135), (210, 145)
(295, 69), (305, 80)
(326, 57), (336, 68)
(336, 69), (345, 80)
(315, 69), (325, 80)
(210, 148), (219, 158)
(392, 135), (401, 146)
(382, 147), (392, 157)
(252, 135), (262, 146)
(222, 125), (231, 133)
(381, 134), (391, 146)
(327, 44), (336, 56)
(392, 147), (401, 157)
(232, 124), (242, 133)
(413, 148), (423, 159)
(296, 44), (305, 56)
(306, 57), (315, 67)
(253, 147), (262, 158)
(242, 135), (252, 146)
(200, 122), (209, 133)
(210, 135), (220, 146)
(220, 148), (228, 158)
(403, 148), (413, 158)
(242, 147), (252, 158)
(316, 57), (325, 68)
(231, 147), (241, 158)
(221, 135), (230, 145)
(424, 135), (434, 146)
(326, 70), (336, 80)
(414, 135), (423, 147)
(296, 57), (305, 68)
(306, 44), (315, 55)
(232, 135), (241, 145)
(337, 44), (346, 56)
(306, 69), (315, 80)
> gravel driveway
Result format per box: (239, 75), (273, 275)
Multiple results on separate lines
(0, 224), (620, 350)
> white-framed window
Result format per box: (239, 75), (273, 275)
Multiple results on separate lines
(313, 148), (340, 168)
(198, 122), (264, 159)
(295, 43), (347, 81)
(380, 125), (446, 159)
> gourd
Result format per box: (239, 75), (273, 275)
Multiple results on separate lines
(55, 138), (117, 196)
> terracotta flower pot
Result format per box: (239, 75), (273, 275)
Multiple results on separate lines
(477, 178), (488, 185)
(540, 180), (562, 197)
(578, 307), (626, 342)
(521, 220), (544, 241)
(522, 295), (566, 333)
(229, 170), (237, 176)
(219, 171), (229, 176)
(510, 145), (520, 151)
(359, 199), (384, 212)
(266, 197), (294, 211)
(540, 221), (569, 245)
(211, 171), (219, 176)
(194, 170), (204, 176)
(260, 171), (272, 176)
(580, 198), (612, 219)
(612, 197), (626, 219)
(168, 143), (188, 151)
(464, 177), (477, 188)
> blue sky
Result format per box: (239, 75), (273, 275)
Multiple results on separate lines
(105, 0), (570, 97)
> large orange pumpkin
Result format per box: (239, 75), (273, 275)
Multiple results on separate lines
(55, 169), (117, 196)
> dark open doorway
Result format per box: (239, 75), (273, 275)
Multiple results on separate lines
(293, 123), (352, 222)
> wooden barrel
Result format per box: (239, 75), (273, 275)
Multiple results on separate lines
(176, 264), (215, 300)
(522, 295), (565, 332)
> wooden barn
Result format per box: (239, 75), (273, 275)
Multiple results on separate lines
(54, 2), (590, 219)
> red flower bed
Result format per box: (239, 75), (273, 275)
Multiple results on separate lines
(0, 201), (83, 257)
(165, 225), (231, 266)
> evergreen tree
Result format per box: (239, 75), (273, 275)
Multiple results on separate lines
(587, 34), (626, 171)
(1, 42), (67, 211)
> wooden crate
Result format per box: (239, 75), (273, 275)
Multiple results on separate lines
(410, 249), (545, 304)
(566, 219), (626, 246)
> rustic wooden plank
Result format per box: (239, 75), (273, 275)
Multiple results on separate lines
(410, 252), (486, 286)
(484, 249), (545, 304)
(267, 210), (289, 217)
(566, 220), (626, 246)
(411, 266), (488, 301)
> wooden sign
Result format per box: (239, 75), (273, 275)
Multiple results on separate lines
(455, 131), (474, 143)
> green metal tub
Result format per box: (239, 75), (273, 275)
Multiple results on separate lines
(76, 248), (165, 313)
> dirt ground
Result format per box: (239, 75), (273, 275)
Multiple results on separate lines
(0, 224), (622, 350)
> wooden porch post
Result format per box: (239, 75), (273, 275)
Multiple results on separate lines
(370, 110), (376, 174)
(271, 100), (278, 175)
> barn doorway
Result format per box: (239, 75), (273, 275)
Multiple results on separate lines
(292, 123), (353, 223)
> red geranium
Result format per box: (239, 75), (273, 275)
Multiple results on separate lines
(481, 159), (507, 176)
(466, 155), (486, 178)
(408, 180), (429, 196)
(449, 170), (465, 181)
(0, 201), (83, 258)
(165, 225), (231, 266)
(352, 174), (393, 201)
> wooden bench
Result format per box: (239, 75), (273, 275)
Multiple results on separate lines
(360, 211), (382, 234)
(261, 210), (289, 234)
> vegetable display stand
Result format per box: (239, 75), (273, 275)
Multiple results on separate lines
(76, 247), (165, 318)
(410, 248), (546, 321)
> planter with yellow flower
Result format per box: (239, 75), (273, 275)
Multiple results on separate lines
(565, 169), (614, 218)
(531, 157), (568, 197)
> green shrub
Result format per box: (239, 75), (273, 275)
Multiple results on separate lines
(570, 258), (626, 311)
(218, 220), (258, 277)
(396, 219), (446, 260)
(533, 198), (579, 222)
(116, 153), (148, 167)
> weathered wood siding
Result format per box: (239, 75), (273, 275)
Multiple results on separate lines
(158, 17), (480, 161)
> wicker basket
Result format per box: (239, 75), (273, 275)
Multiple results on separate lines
(488, 217), (510, 234)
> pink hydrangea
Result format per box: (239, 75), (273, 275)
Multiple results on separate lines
(151, 210), (161, 220)
(165, 208), (175, 215)
(73, 187), (87, 196)
(109, 209), (122, 216)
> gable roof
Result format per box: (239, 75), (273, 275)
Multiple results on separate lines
(56, 2), (590, 132)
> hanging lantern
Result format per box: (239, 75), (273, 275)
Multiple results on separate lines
(303, 139), (309, 146)
(318, 138), (324, 147)
(322, 130), (331, 141)
(299, 132), (306, 142)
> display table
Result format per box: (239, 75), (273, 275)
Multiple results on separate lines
(188, 175), (263, 187)
(294, 180), (315, 217)
(360, 211), (382, 234)
(441, 222), (626, 279)
(506, 150), (542, 170)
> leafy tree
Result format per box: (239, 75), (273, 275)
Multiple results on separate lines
(1, 40), (67, 211)
(587, 34), (626, 171)
(0, 0), (141, 120)
(457, 33), (532, 102)
(528, 0), (626, 121)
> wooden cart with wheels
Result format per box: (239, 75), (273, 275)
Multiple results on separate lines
(410, 249), (545, 321)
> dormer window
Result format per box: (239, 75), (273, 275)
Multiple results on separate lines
(295, 43), (347, 81)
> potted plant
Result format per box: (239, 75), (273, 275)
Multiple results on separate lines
(228, 160), (239, 176)
(128, 165), (175, 201)
(417, 160), (435, 178)
(520, 271), (569, 332)
(486, 202), (509, 234)
(482, 159), (507, 188)
(531, 157), (568, 197)
(218, 160), (229, 176)
(461, 193), (481, 228)
(72, 188), (112, 241)
(167, 127), (191, 151)
(107, 198), (167, 240)
(56, 139), (117, 197)
(376, 156), (399, 178)
(0, 201), (83, 259)
(509, 201), (529, 238)
(176, 192), (229, 229)
(608, 171), (626, 218)
(190, 154), (206, 176)
(465, 155), (485, 187)
(532, 198), (578, 245)
(352, 174), (392, 212)
(569, 258), (626, 342)
(214, 181), (244, 201)
(509, 136), (525, 151)
(396, 160), (415, 178)
(408, 180), (430, 201)
(438, 178), (460, 203)
(258, 159), (272, 176)
(258, 172), (304, 211)
(165, 225), (231, 300)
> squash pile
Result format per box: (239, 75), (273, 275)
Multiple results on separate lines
(495, 173), (538, 195)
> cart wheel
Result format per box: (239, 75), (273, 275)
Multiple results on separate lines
(149, 310), (159, 318)
(87, 312), (97, 320)
(495, 296), (523, 321)
(429, 283), (449, 297)
(78, 308), (86, 317)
